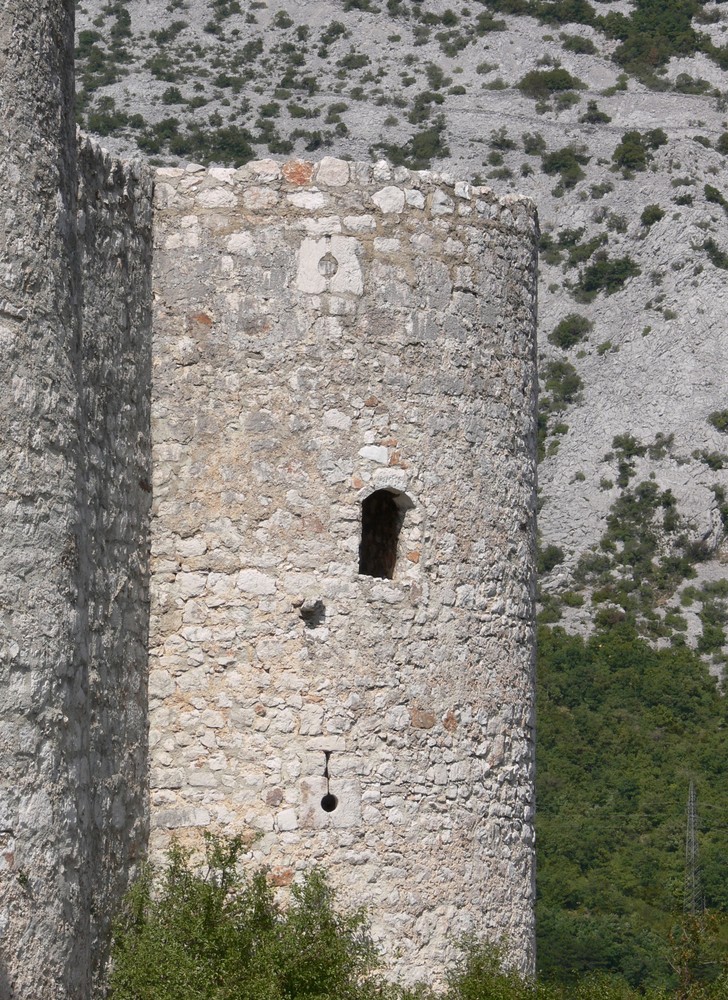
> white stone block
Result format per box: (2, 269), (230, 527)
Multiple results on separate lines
(405, 189), (425, 209)
(315, 157), (350, 186)
(343, 214), (376, 232)
(358, 445), (389, 464)
(299, 704), (325, 735)
(196, 187), (236, 208)
(308, 736), (347, 753)
(209, 167), (236, 184)
(249, 158), (282, 181)
(299, 215), (343, 235)
(372, 186), (405, 214)
(276, 808), (298, 831)
(296, 235), (363, 296)
(201, 710), (224, 728)
(236, 569), (276, 595)
(226, 232), (255, 255)
(287, 190), (328, 210)
(242, 187), (279, 210)
(374, 238), (400, 253)
(431, 189), (455, 215)
(323, 408), (352, 430)
(175, 572), (207, 598)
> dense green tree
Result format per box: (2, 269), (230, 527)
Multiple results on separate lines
(536, 623), (728, 987)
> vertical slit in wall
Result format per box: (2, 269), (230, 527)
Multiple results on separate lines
(359, 489), (411, 580)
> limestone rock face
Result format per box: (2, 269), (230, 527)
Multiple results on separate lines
(149, 158), (539, 981)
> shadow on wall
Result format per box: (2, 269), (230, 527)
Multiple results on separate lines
(0, 954), (14, 999)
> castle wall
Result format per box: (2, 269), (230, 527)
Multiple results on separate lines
(150, 157), (538, 981)
(77, 136), (154, 990)
(0, 3), (91, 995)
(0, 3), (154, 992)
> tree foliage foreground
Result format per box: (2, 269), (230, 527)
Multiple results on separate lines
(108, 832), (728, 1000)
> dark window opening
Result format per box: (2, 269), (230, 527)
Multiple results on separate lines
(358, 488), (413, 580)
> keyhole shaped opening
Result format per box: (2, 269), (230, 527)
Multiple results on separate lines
(320, 750), (339, 813)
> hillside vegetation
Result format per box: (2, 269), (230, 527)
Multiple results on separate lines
(75, 0), (728, 986)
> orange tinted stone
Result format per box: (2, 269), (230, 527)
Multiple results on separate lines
(411, 708), (436, 729)
(283, 160), (314, 185)
(443, 711), (458, 733)
(269, 867), (294, 887)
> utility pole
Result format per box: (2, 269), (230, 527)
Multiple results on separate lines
(683, 780), (704, 916)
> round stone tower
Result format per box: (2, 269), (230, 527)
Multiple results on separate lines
(150, 157), (538, 981)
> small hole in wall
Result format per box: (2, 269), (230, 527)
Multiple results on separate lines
(318, 252), (339, 277)
(300, 599), (326, 629)
(321, 793), (339, 812)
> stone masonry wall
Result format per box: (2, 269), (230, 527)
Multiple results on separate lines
(150, 157), (538, 983)
(77, 135), (154, 991)
(0, 3), (90, 996)
(0, 2), (154, 990)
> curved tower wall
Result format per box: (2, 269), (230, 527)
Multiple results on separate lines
(150, 157), (538, 980)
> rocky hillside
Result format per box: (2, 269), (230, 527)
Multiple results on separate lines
(74, 0), (728, 661)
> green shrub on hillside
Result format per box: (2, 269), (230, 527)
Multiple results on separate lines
(576, 254), (641, 298)
(475, 12), (507, 33)
(703, 238), (728, 270)
(640, 204), (665, 228)
(549, 314), (593, 349)
(538, 544), (565, 573)
(541, 145), (590, 189)
(708, 410), (728, 434)
(523, 131), (547, 156)
(542, 360), (584, 409)
(375, 116), (449, 169)
(704, 184), (728, 216)
(517, 67), (584, 100)
(580, 99), (611, 124)
(612, 129), (668, 174)
(560, 33), (597, 54)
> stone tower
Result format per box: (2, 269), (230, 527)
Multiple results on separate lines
(0, 2), (153, 996)
(149, 158), (538, 980)
(0, 3), (538, 992)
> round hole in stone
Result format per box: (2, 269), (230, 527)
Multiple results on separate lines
(320, 793), (339, 813)
(318, 252), (339, 278)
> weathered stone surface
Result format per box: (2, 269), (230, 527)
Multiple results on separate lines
(150, 160), (538, 982)
(0, 11), (538, 991)
(372, 185), (406, 214)
(0, 6), (153, 997)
